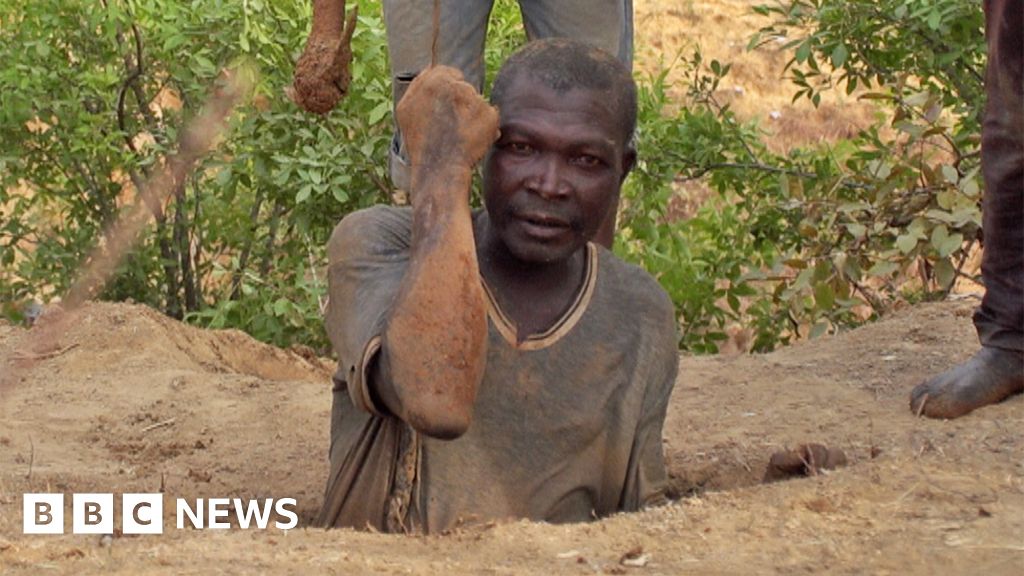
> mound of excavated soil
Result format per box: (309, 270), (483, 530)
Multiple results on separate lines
(0, 299), (1021, 574)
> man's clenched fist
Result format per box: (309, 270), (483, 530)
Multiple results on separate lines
(396, 66), (500, 173)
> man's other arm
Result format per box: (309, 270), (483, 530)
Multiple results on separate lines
(620, 291), (679, 510)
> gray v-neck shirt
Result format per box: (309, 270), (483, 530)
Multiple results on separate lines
(318, 206), (678, 533)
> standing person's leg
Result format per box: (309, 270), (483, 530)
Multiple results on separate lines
(383, 0), (494, 193)
(517, 0), (634, 248)
(910, 0), (1023, 418)
(517, 0), (632, 67)
(975, 0), (1024, 354)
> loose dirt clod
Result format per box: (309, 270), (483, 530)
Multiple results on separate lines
(619, 545), (649, 567)
(763, 443), (848, 483)
(291, 0), (358, 114)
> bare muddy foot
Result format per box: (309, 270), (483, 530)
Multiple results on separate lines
(910, 346), (1024, 419)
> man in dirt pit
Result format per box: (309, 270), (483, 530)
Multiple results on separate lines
(292, 0), (633, 248)
(316, 39), (678, 533)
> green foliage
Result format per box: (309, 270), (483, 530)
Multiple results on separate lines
(0, 0), (394, 350)
(0, 0), (538, 350)
(618, 54), (778, 352)
(617, 0), (984, 352)
(483, 1), (529, 93)
(751, 0), (984, 127)
(1, 0), (987, 356)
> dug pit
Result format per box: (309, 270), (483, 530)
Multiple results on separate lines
(1, 300), (1022, 574)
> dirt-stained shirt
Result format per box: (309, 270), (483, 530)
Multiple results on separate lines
(317, 206), (678, 533)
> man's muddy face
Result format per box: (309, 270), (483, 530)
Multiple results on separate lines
(483, 74), (633, 264)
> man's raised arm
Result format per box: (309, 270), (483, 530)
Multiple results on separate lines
(369, 67), (499, 439)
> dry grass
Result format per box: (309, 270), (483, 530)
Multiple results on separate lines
(634, 0), (879, 152)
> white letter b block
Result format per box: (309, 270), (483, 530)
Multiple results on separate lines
(73, 493), (114, 534)
(23, 493), (64, 534)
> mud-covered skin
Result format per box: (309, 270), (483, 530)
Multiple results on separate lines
(292, 0), (357, 115)
(374, 67), (499, 439)
(910, 347), (1024, 419)
(396, 67), (500, 189)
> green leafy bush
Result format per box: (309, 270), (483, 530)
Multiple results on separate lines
(618, 0), (984, 352)
(0, 0), (396, 350)
(1, 0), (986, 355)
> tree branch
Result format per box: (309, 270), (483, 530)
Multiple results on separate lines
(230, 188), (264, 300)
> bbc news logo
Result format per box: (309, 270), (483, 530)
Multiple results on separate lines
(23, 494), (298, 534)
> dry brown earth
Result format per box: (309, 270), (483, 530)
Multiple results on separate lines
(0, 299), (1021, 575)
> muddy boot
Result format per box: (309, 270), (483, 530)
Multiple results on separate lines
(910, 346), (1024, 419)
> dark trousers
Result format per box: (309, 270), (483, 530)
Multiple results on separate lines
(974, 0), (1023, 352)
